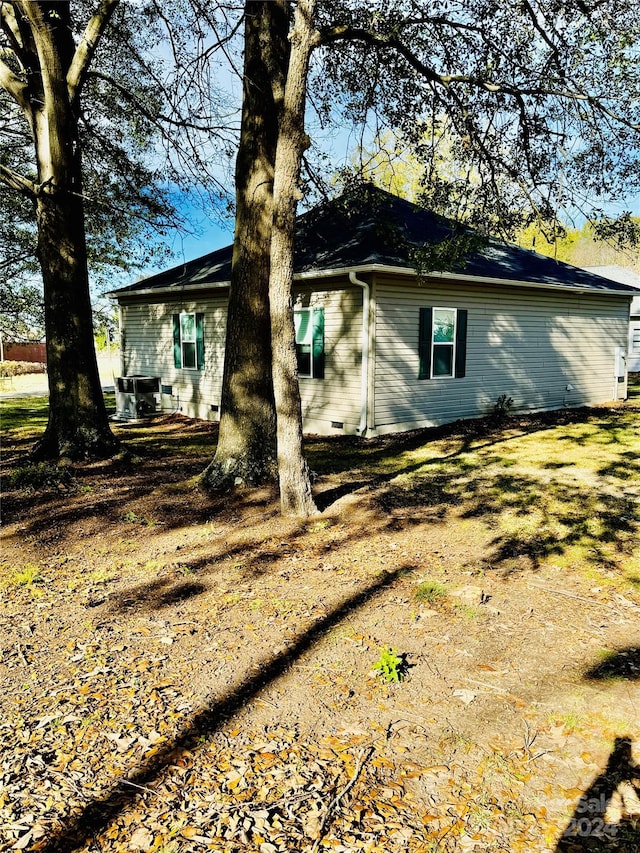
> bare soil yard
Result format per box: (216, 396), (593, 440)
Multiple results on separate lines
(1, 393), (639, 852)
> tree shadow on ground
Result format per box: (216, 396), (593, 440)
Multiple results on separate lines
(307, 406), (613, 478)
(585, 648), (640, 681)
(372, 450), (637, 577)
(105, 496), (401, 613)
(41, 564), (408, 852)
(555, 737), (640, 852)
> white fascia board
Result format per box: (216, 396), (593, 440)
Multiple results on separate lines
(105, 280), (231, 300)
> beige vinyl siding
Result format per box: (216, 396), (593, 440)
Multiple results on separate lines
(120, 294), (227, 420)
(630, 296), (640, 372)
(294, 283), (363, 431)
(119, 283), (363, 431)
(373, 277), (630, 432)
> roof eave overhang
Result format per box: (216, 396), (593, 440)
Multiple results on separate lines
(295, 263), (634, 297)
(105, 279), (231, 300)
(107, 262), (633, 300)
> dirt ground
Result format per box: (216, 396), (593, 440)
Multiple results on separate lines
(1, 406), (639, 853)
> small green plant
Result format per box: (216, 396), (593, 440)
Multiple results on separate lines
(415, 579), (448, 604)
(373, 647), (407, 683)
(454, 602), (480, 620)
(11, 563), (43, 587)
(492, 393), (514, 420)
(8, 462), (74, 492)
(549, 710), (581, 732)
(121, 511), (158, 527)
(90, 567), (115, 583)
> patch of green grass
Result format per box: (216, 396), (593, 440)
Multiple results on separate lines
(121, 511), (159, 527)
(9, 563), (43, 588)
(8, 461), (74, 492)
(442, 729), (476, 753)
(307, 519), (332, 532)
(549, 710), (582, 733)
(0, 396), (49, 436)
(415, 579), (448, 604)
(453, 602), (480, 620)
(90, 567), (116, 583)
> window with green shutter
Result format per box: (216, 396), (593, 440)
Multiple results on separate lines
(418, 306), (467, 379)
(294, 307), (324, 379)
(173, 312), (204, 370)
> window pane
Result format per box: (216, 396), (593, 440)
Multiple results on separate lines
(433, 344), (453, 376)
(182, 341), (196, 369)
(295, 310), (312, 345)
(297, 345), (311, 377)
(180, 313), (196, 342)
(433, 308), (455, 343)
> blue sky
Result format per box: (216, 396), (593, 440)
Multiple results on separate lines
(166, 208), (234, 263)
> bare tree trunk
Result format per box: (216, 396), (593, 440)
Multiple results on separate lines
(23, 1), (118, 459)
(34, 176), (117, 459)
(269, 0), (319, 516)
(203, 0), (289, 489)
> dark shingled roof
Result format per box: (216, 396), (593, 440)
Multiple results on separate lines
(110, 186), (637, 297)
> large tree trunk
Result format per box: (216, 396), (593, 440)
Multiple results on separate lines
(269, 0), (318, 516)
(20, 2), (118, 460)
(203, 1), (290, 489)
(34, 178), (117, 460)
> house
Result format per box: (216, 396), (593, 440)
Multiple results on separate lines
(107, 187), (636, 436)
(583, 265), (640, 373)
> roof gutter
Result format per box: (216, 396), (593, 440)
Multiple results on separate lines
(349, 271), (371, 436)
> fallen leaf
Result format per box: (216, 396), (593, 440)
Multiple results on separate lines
(129, 827), (154, 851)
(453, 689), (477, 705)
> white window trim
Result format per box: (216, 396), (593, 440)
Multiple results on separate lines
(431, 306), (457, 379)
(179, 311), (199, 371)
(295, 307), (315, 378)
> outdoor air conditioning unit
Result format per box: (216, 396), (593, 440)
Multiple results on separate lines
(115, 375), (161, 420)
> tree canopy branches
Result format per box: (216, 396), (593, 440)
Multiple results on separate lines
(312, 0), (640, 235)
(0, 1), (242, 341)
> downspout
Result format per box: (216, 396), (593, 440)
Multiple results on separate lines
(349, 271), (370, 436)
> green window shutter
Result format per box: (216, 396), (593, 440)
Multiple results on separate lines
(454, 309), (467, 378)
(196, 313), (205, 370)
(418, 307), (432, 379)
(172, 314), (182, 368)
(312, 308), (325, 379)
